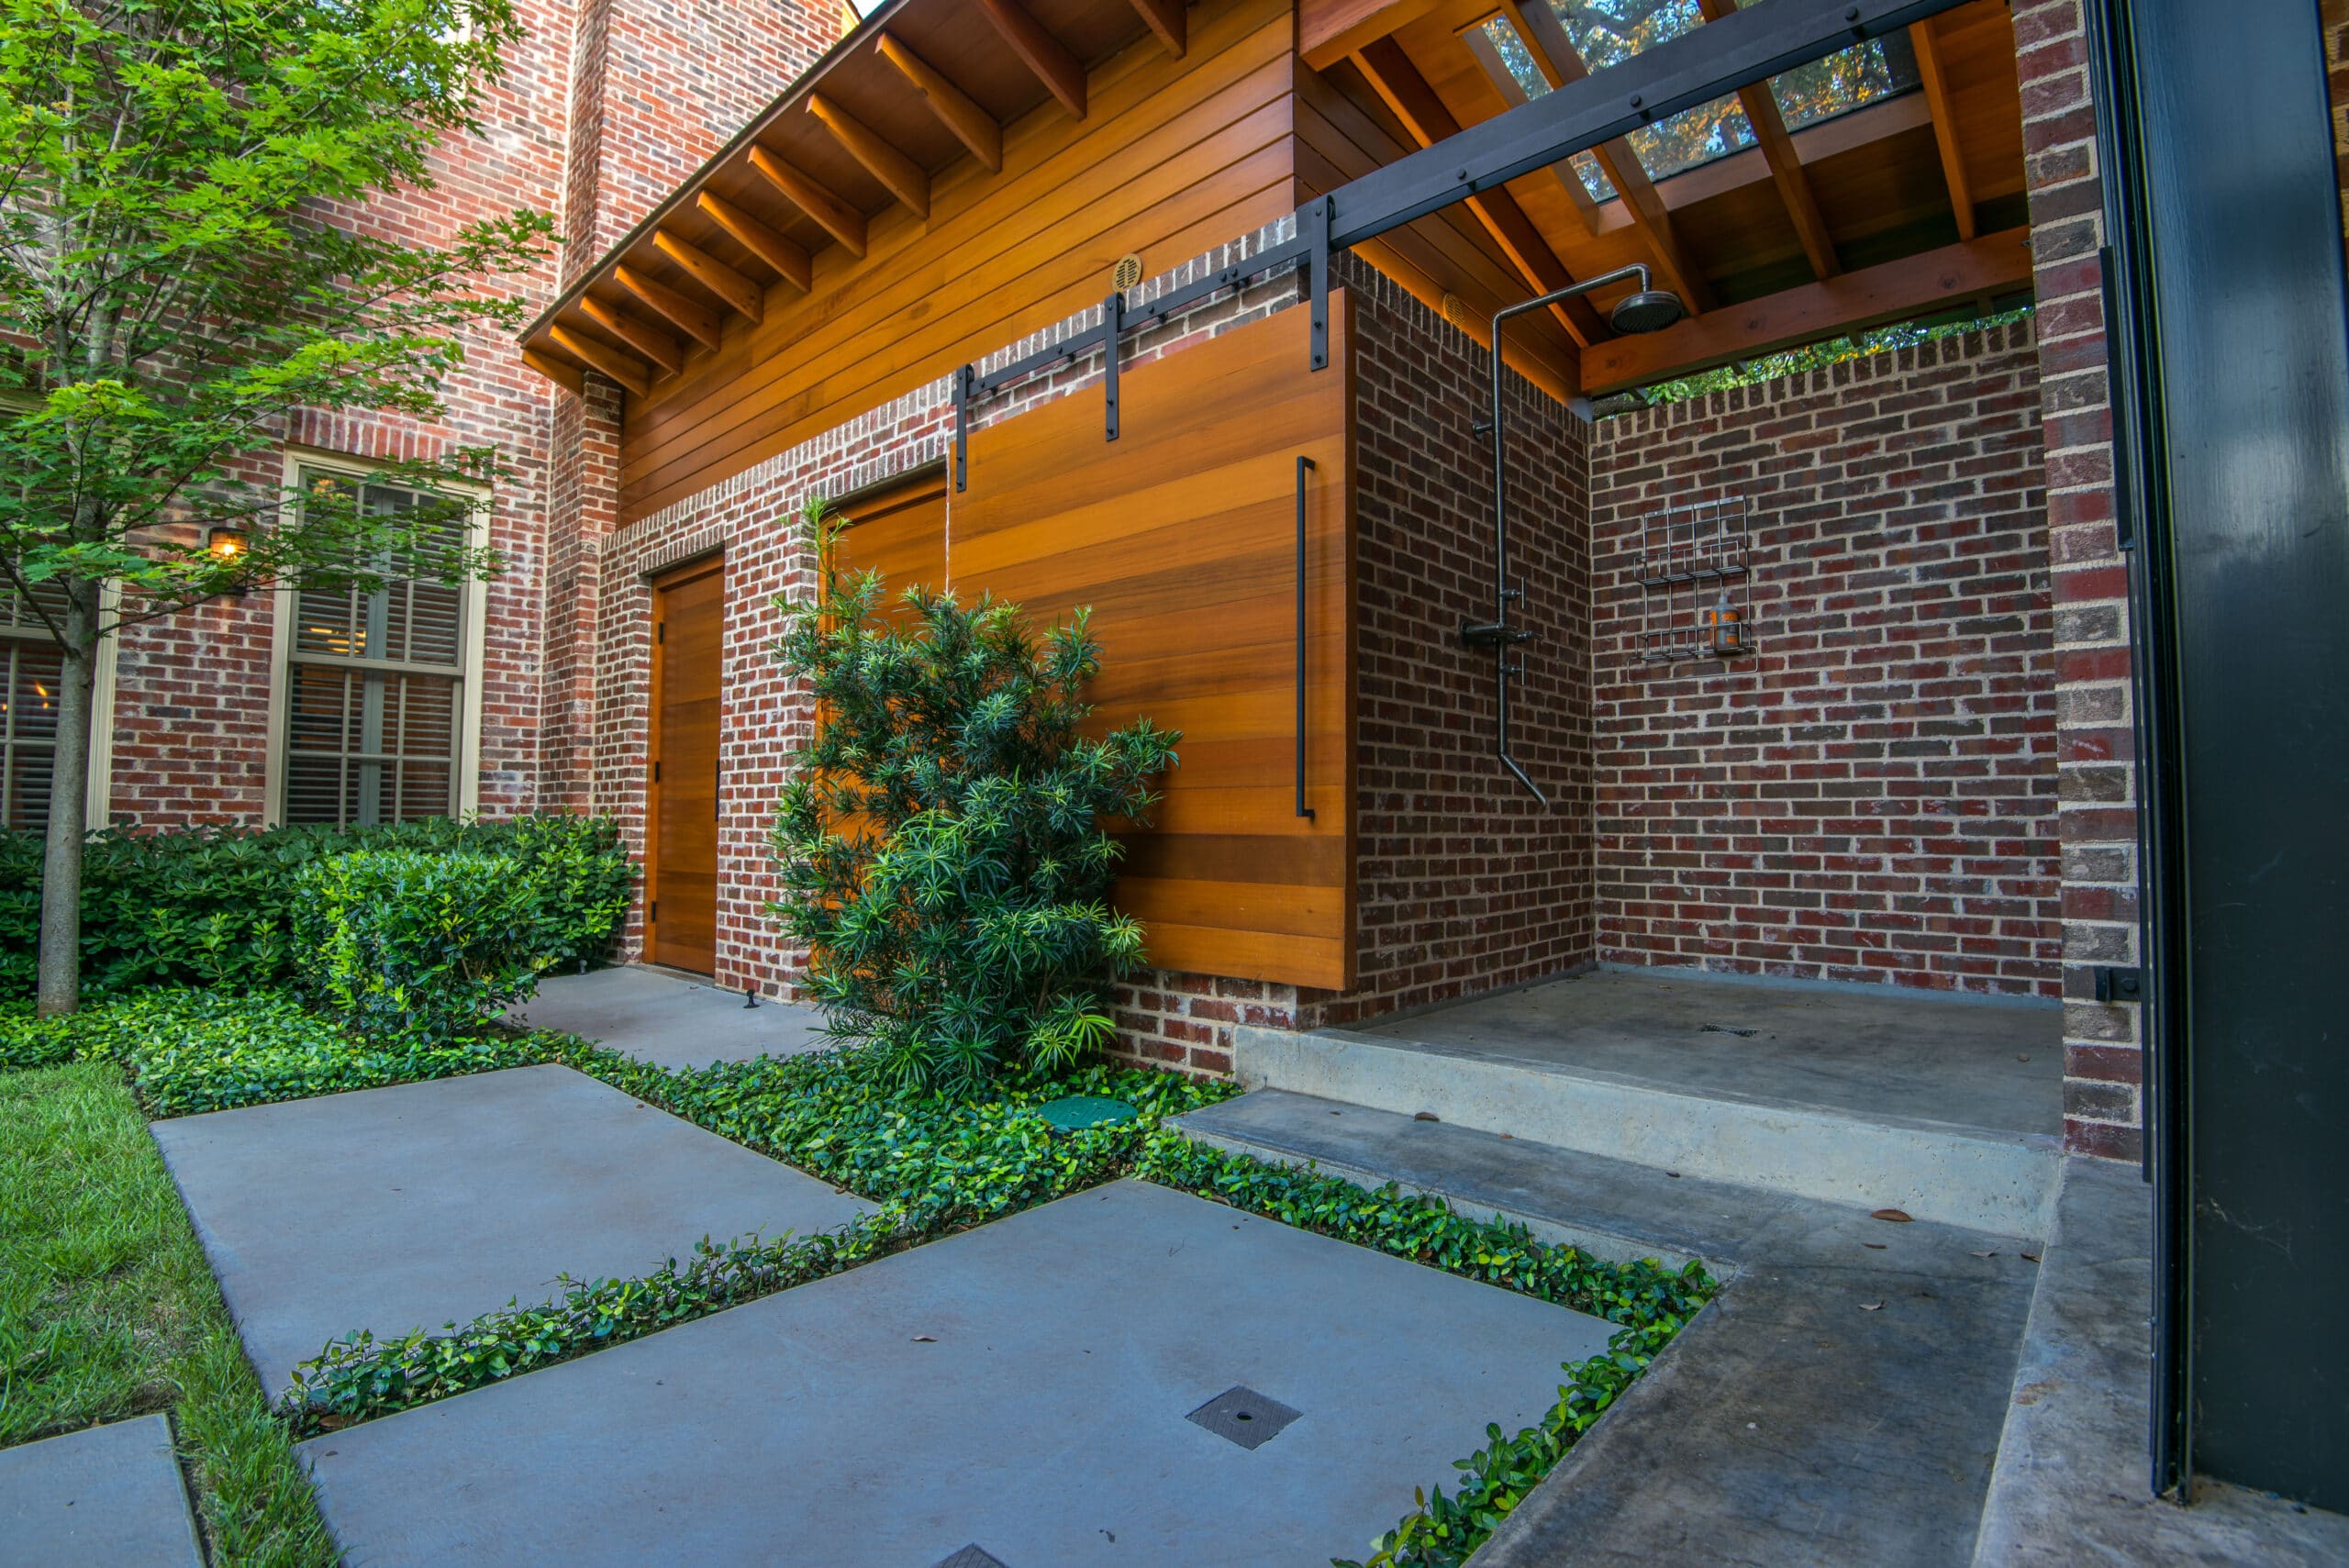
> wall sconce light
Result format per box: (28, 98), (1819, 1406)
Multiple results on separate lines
(206, 525), (250, 597)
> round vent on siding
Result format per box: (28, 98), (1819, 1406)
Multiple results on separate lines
(1112, 253), (1144, 294)
(1441, 293), (1477, 337)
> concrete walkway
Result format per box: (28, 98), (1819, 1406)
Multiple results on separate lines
(298, 1179), (1616, 1567)
(1179, 1090), (2349, 1566)
(1972, 1160), (2349, 1566)
(0, 1415), (203, 1568)
(504, 964), (831, 1069)
(154, 1065), (874, 1398)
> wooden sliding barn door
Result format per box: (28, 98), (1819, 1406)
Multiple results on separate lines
(647, 556), (723, 973)
(954, 295), (1355, 989)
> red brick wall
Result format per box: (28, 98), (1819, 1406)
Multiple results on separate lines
(1586, 327), (2060, 995)
(560, 0), (840, 276)
(2011, 0), (2143, 1160)
(98, 0), (841, 831)
(104, 0), (585, 826)
(1328, 261), (1597, 1023)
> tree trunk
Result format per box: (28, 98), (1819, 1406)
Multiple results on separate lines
(35, 580), (101, 1017)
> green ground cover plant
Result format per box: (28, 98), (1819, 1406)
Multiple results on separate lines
(772, 499), (1179, 1095)
(1, 990), (1717, 1564)
(0, 1062), (334, 1566)
(0, 814), (632, 1003)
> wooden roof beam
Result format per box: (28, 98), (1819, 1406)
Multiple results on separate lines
(747, 145), (869, 258)
(1302, 0), (1444, 71)
(874, 33), (1002, 172)
(1352, 38), (1609, 348)
(695, 191), (812, 292)
(1125, 0), (1186, 57)
(652, 230), (763, 321)
(1692, 0), (1840, 278)
(1504, 2), (1713, 313)
(1577, 225), (2030, 392)
(974, 0), (1085, 118)
(549, 323), (651, 398)
(521, 347), (584, 396)
(1909, 17), (1976, 239)
(807, 92), (930, 219)
(578, 295), (684, 377)
(614, 263), (723, 350)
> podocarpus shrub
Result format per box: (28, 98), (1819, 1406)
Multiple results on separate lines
(0, 815), (633, 1002)
(770, 498), (1179, 1095)
(295, 851), (556, 1044)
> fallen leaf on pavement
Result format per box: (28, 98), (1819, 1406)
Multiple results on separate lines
(1860, 1301), (1885, 1311)
(1871, 1208), (1914, 1223)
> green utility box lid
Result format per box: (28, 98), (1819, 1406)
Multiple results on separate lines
(1036, 1095), (1139, 1132)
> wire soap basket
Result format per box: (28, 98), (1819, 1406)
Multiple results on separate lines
(1632, 494), (1757, 663)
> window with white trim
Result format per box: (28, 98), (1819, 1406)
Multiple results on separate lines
(274, 463), (484, 826)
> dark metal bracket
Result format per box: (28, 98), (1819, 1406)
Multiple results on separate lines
(950, 212), (1334, 490)
(2095, 965), (2145, 1004)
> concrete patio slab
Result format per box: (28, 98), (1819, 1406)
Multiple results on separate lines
(504, 964), (831, 1069)
(0, 1415), (203, 1568)
(1364, 967), (2061, 1136)
(152, 1065), (873, 1400)
(298, 1178), (1617, 1568)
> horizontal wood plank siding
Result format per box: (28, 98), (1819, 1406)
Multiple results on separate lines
(619, 0), (1298, 524)
(952, 295), (1357, 990)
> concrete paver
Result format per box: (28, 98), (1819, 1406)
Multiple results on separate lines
(505, 965), (830, 1069)
(298, 1179), (1617, 1567)
(152, 1064), (874, 1399)
(0, 1415), (202, 1568)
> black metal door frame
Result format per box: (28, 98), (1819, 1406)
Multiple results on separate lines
(2087, 0), (2349, 1509)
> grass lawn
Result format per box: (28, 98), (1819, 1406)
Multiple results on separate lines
(0, 1061), (334, 1567)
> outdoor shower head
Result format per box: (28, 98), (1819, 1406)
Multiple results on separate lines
(1610, 288), (1687, 334)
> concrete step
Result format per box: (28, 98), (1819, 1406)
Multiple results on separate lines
(1231, 1023), (2062, 1237)
(1174, 1087), (2042, 1567)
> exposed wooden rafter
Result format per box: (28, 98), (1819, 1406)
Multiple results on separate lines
(1124, 0), (1186, 57)
(615, 263), (723, 350)
(1505, 1), (1714, 313)
(579, 295), (684, 377)
(974, 0), (1086, 118)
(808, 92), (930, 219)
(1457, 18), (1601, 236)
(653, 231), (763, 321)
(1353, 37), (1609, 346)
(1692, 0), (1840, 278)
(1909, 17), (1976, 239)
(1577, 226), (2030, 391)
(747, 146), (869, 258)
(1302, 0), (1443, 71)
(521, 348), (584, 395)
(696, 191), (813, 292)
(875, 32), (1002, 172)
(550, 324), (651, 397)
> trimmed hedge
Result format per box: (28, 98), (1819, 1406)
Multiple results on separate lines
(0, 815), (633, 1001)
(295, 850), (554, 1044)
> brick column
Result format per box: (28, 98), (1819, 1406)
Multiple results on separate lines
(2012, 0), (2141, 1160)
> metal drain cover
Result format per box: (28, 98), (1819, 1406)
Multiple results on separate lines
(1186, 1385), (1302, 1450)
(933, 1547), (1007, 1568)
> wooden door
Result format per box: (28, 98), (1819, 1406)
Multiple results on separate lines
(647, 556), (723, 973)
(954, 295), (1355, 989)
